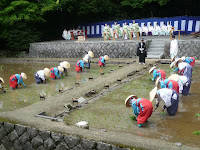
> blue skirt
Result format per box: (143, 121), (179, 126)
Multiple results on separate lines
(167, 91), (179, 116)
(35, 73), (43, 84)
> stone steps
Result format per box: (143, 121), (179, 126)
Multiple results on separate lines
(147, 40), (165, 59)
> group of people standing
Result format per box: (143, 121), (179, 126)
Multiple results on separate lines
(125, 56), (195, 127)
(0, 51), (109, 91)
(102, 20), (174, 40)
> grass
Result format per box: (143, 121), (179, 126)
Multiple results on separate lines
(195, 113), (200, 117)
(65, 64), (172, 132)
(193, 131), (200, 135)
(0, 62), (124, 112)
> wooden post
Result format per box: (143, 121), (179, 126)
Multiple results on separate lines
(130, 32), (132, 40)
(104, 33), (106, 41)
(85, 30), (88, 38)
(170, 31), (172, 40)
(113, 32), (115, 41)
(71, 32), (74, 40)
(137, 32), (139, 41)
(178, 30), (180, 40)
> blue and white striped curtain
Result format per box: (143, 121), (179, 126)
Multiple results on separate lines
(80, 16), (200, 37)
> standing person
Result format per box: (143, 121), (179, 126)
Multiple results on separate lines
(181, 56), (195, 67)
(102, 24), (112, 40)
(10, 73), (27, 89)
(83, 51), (94, 69)
(75, 60), (84, 73)
(35, 68), (51, 84)
(150, 87), (179, 116)
(114, 22), (122, 38)
(98, 55), (109, 67)
(137, 38), (147, 65)
(149, 66), (166, 81)
(125, 95), (153, 127)
(50, 66), (64, 80)
(0, 77), (6, 93)
(170, 35), (178, 61)
(155, 77), (179, 94)
(123, 22), (131, 39)
(60, 61), (70, 75)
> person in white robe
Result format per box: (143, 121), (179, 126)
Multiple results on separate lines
(161, 22), (168, 35)
(153, 23), (161, 36)
(62, 29), (68, 40)
(148, 23), (154, 35)
(142, 24), (148, 36)
(170, 35), (178, 60)
(167, 21), (173, 36)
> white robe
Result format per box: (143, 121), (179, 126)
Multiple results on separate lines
(142, 26), (148, 35)
(167, 25), (173, 35)
(153, 25), (161, 35)
(62, 30), (68, 40)
(36, 70), (45, 81)
(148, 26), (154, 32)
(161, 25), (167, 35)
(178, 76), (188, 93)
(170, 39), (178, 59)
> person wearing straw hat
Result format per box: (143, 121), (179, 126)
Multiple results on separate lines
(137, 38), (147, 65)
(155, 76), (179, 94)
(83, 51), (94, 69)
(150, 87), (179, 116)
(10, 73), (27, 89)
(98, 55), (109, 67)
(181, 56), (195, 67)
(0, 77), (6, 93)
(149, 66), (166, 81)
(35, 68), (51, 84)
(60, 61), (70, 75)
(75, 60), (84, 73)
(125, 95), (153, 127)
(50, 66), (64, 80)
(170, 35), (178, 61)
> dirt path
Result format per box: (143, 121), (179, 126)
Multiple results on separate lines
(0, 59), (199, 150)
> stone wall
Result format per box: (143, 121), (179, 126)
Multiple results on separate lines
(0, 121), (131, 150)
(29, 40), (150, 58)
(164, 40), (200, 59)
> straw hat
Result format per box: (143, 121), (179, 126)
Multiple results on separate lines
(58, 66), (64, 73)
(62, 61), (70, 69)
(149, 66), (156, 74)
(125, 95), (138, 107)
(104, 55), (109, 61)
(155, 77), (161, 88)
(44, 68), (50, 78)
(168, 74), (180, 82)
(175, 58), (183, 68)
(83, 57), (88, 63)
(88, 51), (94, 58)
(21, 73), (27, 80)
(0, 77), (4, 83)
(149, 87), (157, 102)
(170, 61), (176, 68)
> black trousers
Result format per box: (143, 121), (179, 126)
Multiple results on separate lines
(139, 53), (145, 63)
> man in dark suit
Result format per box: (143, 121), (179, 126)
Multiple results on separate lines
(137, 38), (147, 65)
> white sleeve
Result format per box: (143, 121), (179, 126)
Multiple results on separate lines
(37, 70), (45, 81)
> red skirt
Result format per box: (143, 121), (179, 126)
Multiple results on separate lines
(158, 69), (166, 79)
(50, 68), (55, 79)
(75, 64), (82, 73)
(98, 60), (105, 67)
(137, 99), (153, 124)
(10, 75), (18, 89)
(167, 80), (179, 94)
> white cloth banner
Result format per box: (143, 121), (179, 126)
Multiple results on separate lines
(153, 22), (157, 27)
(195, 21), (200, 32)
(91, 26), (94, 35)
(87, 26), (90, 35)
(101, 25), (104, 34)
(96, 25), (99, 34)
(181, 20), (186, 31)
(188, 20), (193, 31)
(160, 22), (164, 27)
(174, 21), (178, 31)
(141, 22), (145, 28)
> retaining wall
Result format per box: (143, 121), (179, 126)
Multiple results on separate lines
(164, 40), (200, 59)
(0, 121), (131, 150)
(29, 40), (151, 58)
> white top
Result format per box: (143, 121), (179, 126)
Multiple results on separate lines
(142, 26), (148, 32)
(156, 88), (176, 107)
(161, 25), (167, 31)
(154, 25), (161, 31)
(37, 70), (45, 81)
(83, 54), (91, 62)
(167, 25), (172, 31)
(0, 84), (2, 89)
(178, 76), (188, 92)
(170, 39), (178, 56)
(178, 62), (188, 70)
(148, 26), (154, 32)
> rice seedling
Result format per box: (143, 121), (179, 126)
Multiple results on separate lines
(195, 113), (200, 117)
(0, 65), (4, 71)
(193, 131), (200, 135)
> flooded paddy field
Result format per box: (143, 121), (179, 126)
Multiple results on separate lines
(0, 62), (124, 112)
(65, 64), (200, 148)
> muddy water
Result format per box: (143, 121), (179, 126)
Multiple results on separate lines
(66, 65), (200, 148)
(0, 62), (122, 111)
